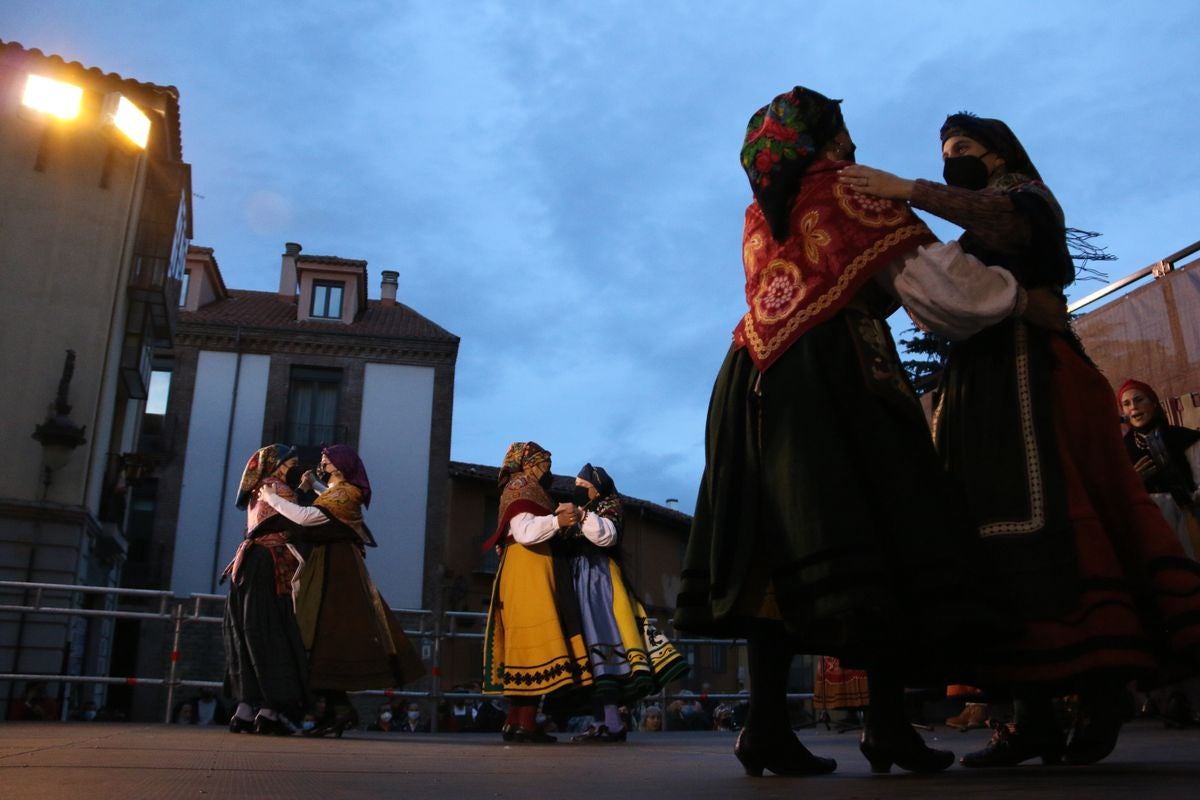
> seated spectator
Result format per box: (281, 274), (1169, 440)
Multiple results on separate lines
(175, 703), (196, 725)
(395, 701), (430, 733)
(442, 684), (480, 732)
(192, 689), (226, 726)
(472, 695), (507, 733)
(366, 701), (397, 732)
(7, 681), (59, 721)
(640, 705), (664, 732)
(712, 703), (736, 731)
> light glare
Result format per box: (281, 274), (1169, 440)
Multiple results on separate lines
(111, 95), (151, 148)
(22, 74), (83, 119)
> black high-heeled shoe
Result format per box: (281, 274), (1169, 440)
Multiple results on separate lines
(228, 715), (254, 734)
(1064, 704), (1123, 765)
(510, 726), (557, 743)
(254, 714), (292, 736)
(733, 727), (837, 777)
(859, 724), (955, 773)
(571, 724), (628, 743)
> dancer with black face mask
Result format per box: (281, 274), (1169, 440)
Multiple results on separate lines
(558, 464), (688, 742)
(841, 114), (1200, 768)
(674, 87), (1052, 779)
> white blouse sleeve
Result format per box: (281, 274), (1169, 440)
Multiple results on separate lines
(878, 241), (1025, 341)
(579, 512), (617, 547)
(259, 490), (329, 527)
(508, 512), (561, 545)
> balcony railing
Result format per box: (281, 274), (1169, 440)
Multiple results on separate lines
(127, 255), (180, 342)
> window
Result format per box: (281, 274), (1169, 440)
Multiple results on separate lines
(146, 370), (172, 415)
(178, 270), (190, 307)
(310, 280), (344, 319)
(287, 366), (341, 446)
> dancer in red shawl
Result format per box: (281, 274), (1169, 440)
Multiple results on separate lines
(259, 444), (424, 737)
(842, 114), (1200, 766)
(222, 444), (308, 735)
(481, 442), (590, 743)
(675, 86), (1025, 777)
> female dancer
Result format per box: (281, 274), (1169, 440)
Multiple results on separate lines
(260, 444), (424, 736)
(223, 444), (307, 735)
(481, 442), (589, 742)
(676, 86), (1015, 776)
(563, 464), (689, 742)
(842, 114), (1200, 766)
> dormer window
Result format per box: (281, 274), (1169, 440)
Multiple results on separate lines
(311, 280), (344, 319)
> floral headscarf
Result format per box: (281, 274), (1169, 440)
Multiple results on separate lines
(498, 441), (551, 490)
(235, 444), (296, 509)
(740, 86), (845, 243)
(483, 441), (554, 552)
(324, 444), (372, 508)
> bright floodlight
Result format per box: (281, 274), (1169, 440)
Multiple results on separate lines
(104, 93), (151, 149)
(22, 74), (83, 119)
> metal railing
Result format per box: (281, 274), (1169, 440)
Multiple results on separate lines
(0, 579), (808, 729)
(1068, 239), (1200, 314)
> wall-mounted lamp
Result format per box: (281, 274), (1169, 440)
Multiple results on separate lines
(102, 92), (150, 149)
(21, 74), (83, 120)
(32, 350), (88, 491)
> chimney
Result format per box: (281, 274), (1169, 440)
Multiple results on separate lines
(279, 242), (302, 297)
(380, 270), (399, 307)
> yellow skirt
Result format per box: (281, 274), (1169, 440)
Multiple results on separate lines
(482, 542), (591, 696)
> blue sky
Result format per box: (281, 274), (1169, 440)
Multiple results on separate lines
(5, 1), (1197, 511)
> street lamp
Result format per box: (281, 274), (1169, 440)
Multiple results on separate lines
(32, 350), (88, 490)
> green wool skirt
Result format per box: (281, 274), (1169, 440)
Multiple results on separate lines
(674, 310), (1009, 680)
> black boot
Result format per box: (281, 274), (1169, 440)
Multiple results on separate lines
(736, 625), (835, 776)
(860, 670), (953, 774)
(1064, 686), (1129, 765)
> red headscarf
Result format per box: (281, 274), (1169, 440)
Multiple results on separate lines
(1116, 379), (1160, 411)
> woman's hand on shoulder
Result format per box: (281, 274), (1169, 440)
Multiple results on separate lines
(838, 164), (914, 201)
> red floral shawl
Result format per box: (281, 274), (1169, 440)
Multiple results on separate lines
(733, 162), (937, 371)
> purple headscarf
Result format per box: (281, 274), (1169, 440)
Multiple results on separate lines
(324, 444), (372, 508)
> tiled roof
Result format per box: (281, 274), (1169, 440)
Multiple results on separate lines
(1, 38), (184, 163)
(181, 289), (458, 342)
(297, 255), (368, 267)
(448, 461), (692, 524)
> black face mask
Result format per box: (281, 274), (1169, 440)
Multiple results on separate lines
(538, 471), (553, 489)
(284, 465), (305, 490)
(942, 155), (990, 190)
(572, 485), (592, 507)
